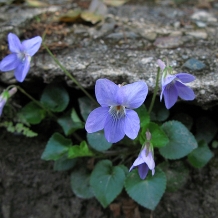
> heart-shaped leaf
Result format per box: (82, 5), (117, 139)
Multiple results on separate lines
(78, 96), (97, 121)
(90, 160), (126, 208)
(172, 113), (193, 130)
(41, 133), (72, 161)
(40, 84), (69, 112)
(87, 131), (112, 151)
(188, 140), (214, 168)
(125, 167), (166, 210)
(160, 121), (197, 159)
(19, 102), (46, 124)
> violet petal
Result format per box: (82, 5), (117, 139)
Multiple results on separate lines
(121, 81), (148, 109)
(124, 109), (140, 139)
(140, 148), (155, 170)
(176, 73), (195, 83)
(0, 54), (20, 71)
(138, 163), (149, 179)
(104, 114), (125, 143)
(14, 58), (30, 82)
(175, 81), (195, 100)
(163, 84), (178, 109)
(22, 36), (42, 56)
(8, 33), (22, 53)
(95, 78), (119, 107)
(85, 107), (108, 133)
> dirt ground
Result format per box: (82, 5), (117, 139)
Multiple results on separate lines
(0, 131), (217, 218)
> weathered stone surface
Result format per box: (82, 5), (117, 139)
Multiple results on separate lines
(1, 3), (218, 108)
(191, 11), (217, 23)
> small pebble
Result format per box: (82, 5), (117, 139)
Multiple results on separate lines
(183, 58), (206, 71)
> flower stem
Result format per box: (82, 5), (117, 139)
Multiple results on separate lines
(42, 43), (97, 105)
(148, 67), (160, 114)
(14, 85), (56, 118)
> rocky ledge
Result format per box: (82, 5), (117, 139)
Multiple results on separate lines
(1, 2), (218, 108)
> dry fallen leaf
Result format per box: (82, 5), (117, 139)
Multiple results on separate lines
(58, 9), (82, 23)
(81, 11), (103, 24)
(25, 0), (49, 7)
(197, 0), (211, 9)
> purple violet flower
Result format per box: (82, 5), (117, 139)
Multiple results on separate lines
(157, 59), (196, 109)
(129, 147), (155, 180)
(0, 87), (17, 117)
(85, 78), (148, 143)
(0, 33), (42, 82)
(0, 95), (7, 116)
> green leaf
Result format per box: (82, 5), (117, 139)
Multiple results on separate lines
(41, 133), (72, 161)
(78, 96), (96, 121)
(40, 84), (69, 112)
(195, 117), (217, 143)
(188, 140), (214, 168)
(15, 123), (38, 137)
(158, 161), (189, 192)
(68, 141), (94, 159)
(159, 121), (197, 159)
(0, 121), (38, 137)
(57, 110), (84, 136)
(139, 122), (169, 148)
(53, 156), (77, 171)
(71, 167), (94, 199)
(90, 160), (126, 208)
(172, 113), (193, 130)
(119, 165), (129, 176)
(135, 104), (150, 127)
(71, 108), (82, 123)
(125, 167), (166, 210)
(19, 102), (46, 124)
(87, 131), (112, 151)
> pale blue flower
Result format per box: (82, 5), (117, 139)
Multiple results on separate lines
(0, 94), (7, 116)
(157, 59), (196, 109)
(0, 33), (42, 82)
(85, 78), (148, 143)
(129, 147), (155, 180)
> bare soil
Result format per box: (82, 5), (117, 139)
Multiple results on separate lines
(0, 131), (218, 218)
